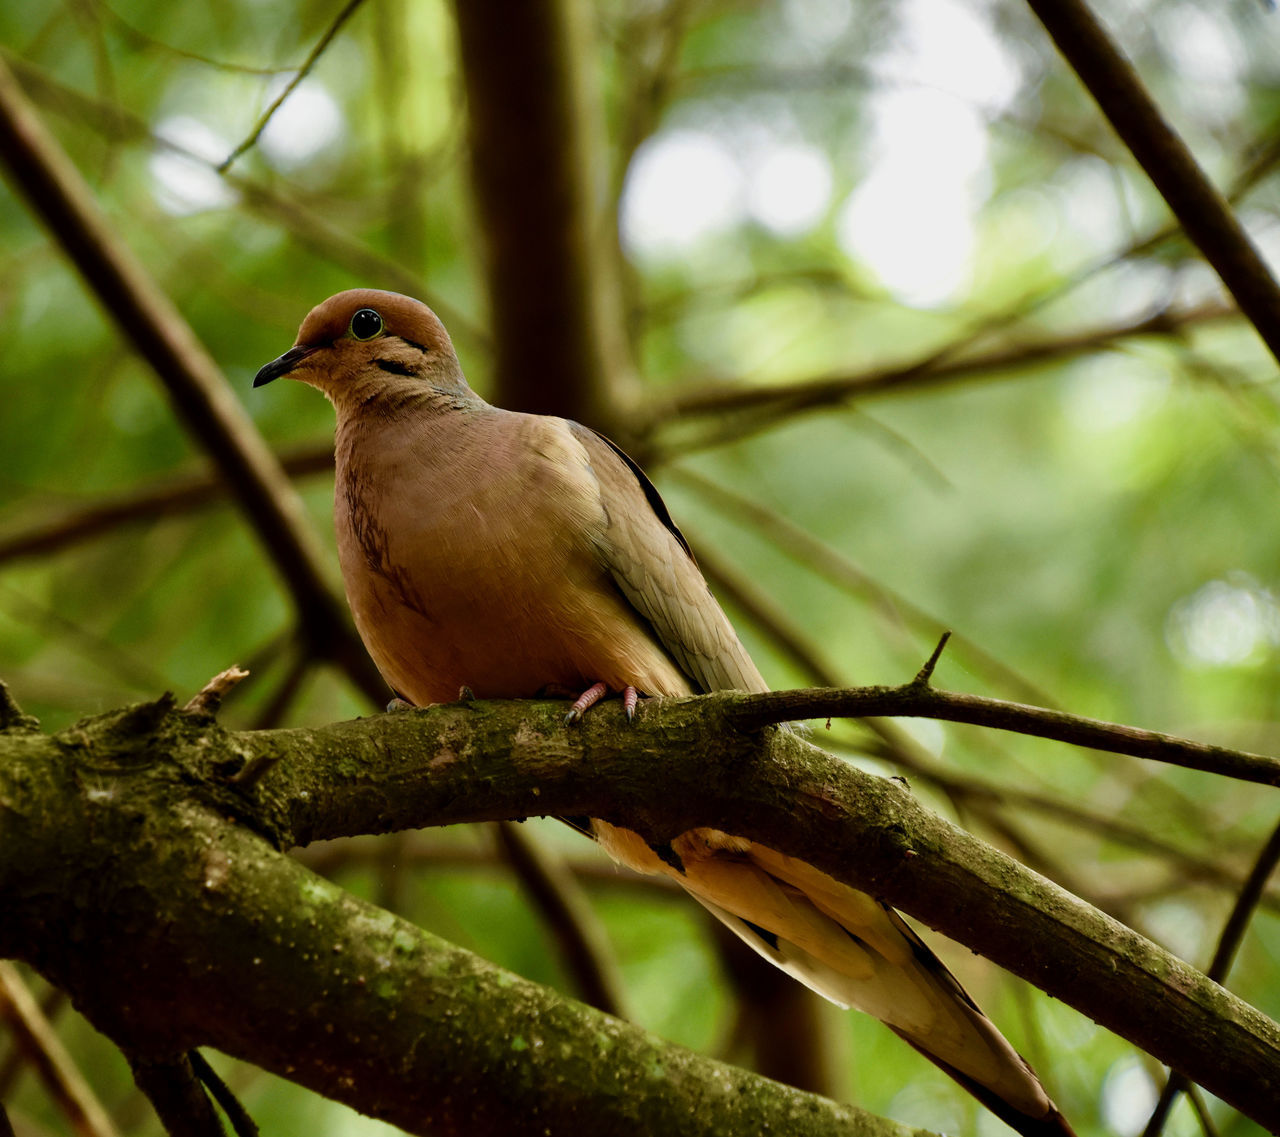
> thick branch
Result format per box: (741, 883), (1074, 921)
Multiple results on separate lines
(0, 700), (917, 1137)
(237, 697), (1279, 1124)
(4, 692), (1279, 1126)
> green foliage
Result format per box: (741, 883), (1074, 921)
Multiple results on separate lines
(2, 0), (1278, 1134)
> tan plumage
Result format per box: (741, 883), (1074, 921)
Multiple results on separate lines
(254, 288), (1074, 1137)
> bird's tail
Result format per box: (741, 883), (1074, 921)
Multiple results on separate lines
(596, 822), (1073, 1137)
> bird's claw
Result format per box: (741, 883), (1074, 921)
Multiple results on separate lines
(564, 682), (639, 725)
(565, 681), (607, 724)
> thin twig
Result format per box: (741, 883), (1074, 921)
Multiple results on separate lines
(0, 962), (122, 1137)
(184, 667), (250, 715)
(0, 445), (333, 568)
(651, 301), (1230, 427)
(639, 91), (1280, 437)
(97, 4), (293, 76)
(189, 1051), (259, 1137)
(912, 632), (951, 686)
(0, 680), (40, 735)
(726, 686), (1280, 785)
(129, 1054), (227, 1137)
(1141, 814), (1280, 1137)
(2, 52), (483, 347)
(217, 0), (367, 173)
(1184, 1085), (1221, 1137)
(0, 987), (64, 1093)
(1025, 0), (1280, 368)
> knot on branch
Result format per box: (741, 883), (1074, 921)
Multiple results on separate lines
(0, 680), (39, 734)
(52, 694), (180, 772)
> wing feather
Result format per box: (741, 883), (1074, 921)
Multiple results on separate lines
(571, 423), (766, 695)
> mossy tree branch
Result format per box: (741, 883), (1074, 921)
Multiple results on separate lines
(0, 688), (920, 1137)
(1, 685), (1278, 1130)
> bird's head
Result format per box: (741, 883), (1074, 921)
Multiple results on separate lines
(253, 289), (473, 411)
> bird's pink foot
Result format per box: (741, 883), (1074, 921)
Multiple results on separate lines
(564, 682), (607, 724)
(564, 682), (639, 724)
(386, 697), (416, 713)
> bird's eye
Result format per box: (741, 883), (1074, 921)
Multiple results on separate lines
(349, 308), (384, 340)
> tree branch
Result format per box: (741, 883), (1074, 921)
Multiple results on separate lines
(0, 962), (121, 1137)
(261, 699), (1280, 1123)
(451, 0), (632, 428)
(0, 56), (385, 706)
(1, 49), (482, 347)
(1024, 0), (1280, 369)
(3, 686), (1279, 1125)
(217, 0), (367, 173)
(0, 696), (927, 1137)
(647, 301), (1232, 432)
(724, 685), (1280, 786)
(1142, 814), (1280, 1137)
(0, 445), (333, 568)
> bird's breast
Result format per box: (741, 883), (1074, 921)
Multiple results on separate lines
(333, 411), (688, 705)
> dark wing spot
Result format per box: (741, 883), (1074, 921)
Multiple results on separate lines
(648, 840), (686, 874)
(741, 919), (780, 951)
(589, 429), (695, 562)
(880, 900), (985, 1013)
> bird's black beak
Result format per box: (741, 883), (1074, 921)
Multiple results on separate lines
(253, 345), (317, 388)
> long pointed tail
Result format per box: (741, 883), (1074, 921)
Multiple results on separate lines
(594, 821), (1075, 1137)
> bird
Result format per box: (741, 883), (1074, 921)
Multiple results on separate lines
(253, 288), (1075, 1137)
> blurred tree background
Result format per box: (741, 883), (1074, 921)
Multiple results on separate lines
(1, 0), (1279, 1134)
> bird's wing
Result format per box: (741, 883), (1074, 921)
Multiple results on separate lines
(570, 423), (767, 695)
(595, 819), (1067, 1135)
(567, 421), (1072, 1137)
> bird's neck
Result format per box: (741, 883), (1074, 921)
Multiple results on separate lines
(332, 387), (489, 473)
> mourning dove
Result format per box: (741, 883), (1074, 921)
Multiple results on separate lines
(253, 289), (1074, 1137)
